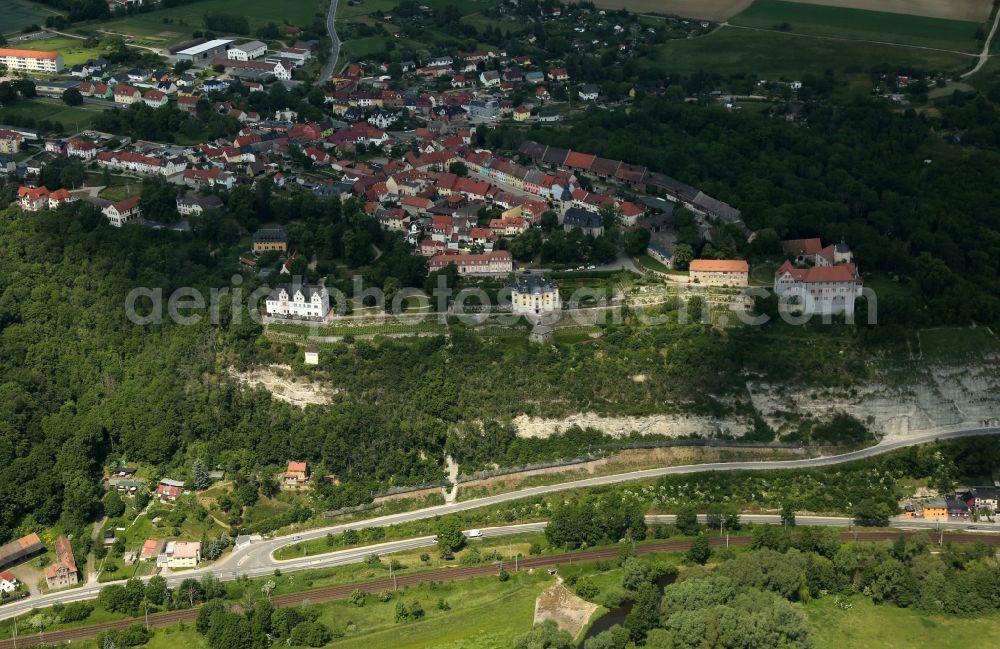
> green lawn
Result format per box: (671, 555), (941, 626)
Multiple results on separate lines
(731, 0), (984, 52)
(636, 253), (670, 273)
(807, 596), (1000, 649)
(317, 572), (548, 648)
(650, 26), (973, 79)
(0, 99), (106, 132)
(13, 35), (106, 66)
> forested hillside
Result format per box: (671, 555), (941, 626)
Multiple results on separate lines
(0, 200), (878, 544)
(522, 94), (1000, 327)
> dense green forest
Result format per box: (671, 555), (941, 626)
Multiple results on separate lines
(518, 93), (1000, 328)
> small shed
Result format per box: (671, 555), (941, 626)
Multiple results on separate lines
(304, 345), (319, 365)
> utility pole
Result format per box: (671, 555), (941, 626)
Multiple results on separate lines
(144, 601), (149, 631)
(12, 617), (17, 649)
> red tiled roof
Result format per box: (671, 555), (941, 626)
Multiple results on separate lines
(777, 261), (860, 284)
(0, 48), (59, 60)
(782, 238), (823, 256)
(689, 259), (749, 273)
(564, 151), (595, 171)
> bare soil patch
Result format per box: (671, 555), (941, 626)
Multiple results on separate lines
(228, 364), (336, 407)
(534, 579), (599, 638)
(778, 0), (991, 22)
(588, 0), (753, 21)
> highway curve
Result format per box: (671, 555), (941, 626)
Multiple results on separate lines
(2, 530), (997, 648)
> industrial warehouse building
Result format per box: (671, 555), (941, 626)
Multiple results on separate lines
(175, 39), (234, 63)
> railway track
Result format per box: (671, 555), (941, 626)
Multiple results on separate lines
(2, 530), (995, 647)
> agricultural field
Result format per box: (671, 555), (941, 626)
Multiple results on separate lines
(649, 27), (973, 80)
(785, 0), (992, 22)
(95, 0), (328, 49)
(730, 0), (985, 52)
(806, 596), (1000, 649)
(587, 0), (754, 22)
(0, 0), (61, 33)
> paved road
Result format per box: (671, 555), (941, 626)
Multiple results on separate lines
(319, 0), (342, 82)
(962, 6), (1000, 78)
(0, 424), (995, 620)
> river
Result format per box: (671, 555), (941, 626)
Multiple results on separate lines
(579, 570), (677, 644)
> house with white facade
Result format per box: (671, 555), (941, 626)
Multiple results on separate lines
(176, 192), (224, 216)
(265, 284), (331, 319)
(102, 196), (142, 227)
(773, 261), (863, 316)
(511, 274), (561, 314)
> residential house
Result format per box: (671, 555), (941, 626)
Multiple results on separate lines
(468, 99), (501, 120)
(142, 89), (168, 108)
(103, 195), (142, 227)
(283, 461), (310, 484)
(0, 571), (18, 594)
(0, 129), (24, 154)
(427, 250), (513, 275)
(156, 478), (185, 501)
(689, 259), (749, 287)
(563, 207), (604, 237)
(18, 186), (50, 211)
(113, 84), (142, 105)
(176, 192), (224, 216)
(513, 105), (532, 122)
(43, 536), (78, 589)
(67, 139), (98, 160)
(479, 70), (501, 87)
(578, 84), (599, 101)
(47, 188), (76, 209)
(961, 487), (1000, 513)
(160, 541), (201, 569)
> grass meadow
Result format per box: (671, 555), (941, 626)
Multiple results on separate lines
(649, 26), (973, 79)
(731, 0), (984, 52)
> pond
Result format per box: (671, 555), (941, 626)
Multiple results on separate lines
(579, 570), (677, 644)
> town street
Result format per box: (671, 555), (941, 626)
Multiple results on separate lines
(0, 424), (996, 620)
(319, 0), (342, 82)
